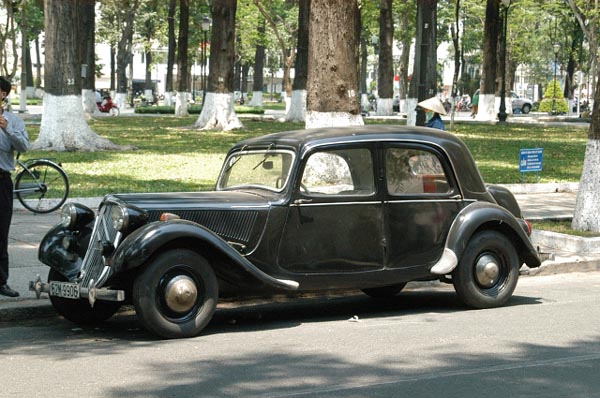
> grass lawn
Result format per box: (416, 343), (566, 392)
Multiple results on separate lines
(21, 116), (588, 198)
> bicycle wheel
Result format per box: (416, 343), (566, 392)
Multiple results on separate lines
(15, 160), (69, 214)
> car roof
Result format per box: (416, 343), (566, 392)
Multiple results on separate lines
(230, 125), (489, 196)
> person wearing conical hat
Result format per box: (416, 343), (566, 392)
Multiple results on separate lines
(417, 96), (446, 131)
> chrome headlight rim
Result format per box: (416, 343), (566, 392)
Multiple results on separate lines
(60, 203), (95, 230)
(111, 205), (129, 232)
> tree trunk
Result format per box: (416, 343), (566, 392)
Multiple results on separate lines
(306, 0), (362, 128)
(407, 0), (437, 127)
(34, 0), (122, 152)
(176, 0), (190, 116)
(194, 0), (242, 131)
(248, 19), (265, 107)
(376, 0), (394, 116)
(476, 0), (499, 121)
(165, 0), (177, 105)
(286, 0), (309, 122)
(572, 63), (600, 231)
(359, 35), (369, 112)
(79, 0), (99, 117)
(115, 4), (137, 109)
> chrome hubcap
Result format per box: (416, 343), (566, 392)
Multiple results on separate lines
(164, 275), (198, 313)
(475, 254), (500, 288)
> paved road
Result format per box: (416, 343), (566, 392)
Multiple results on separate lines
(0, 272), (598, 397)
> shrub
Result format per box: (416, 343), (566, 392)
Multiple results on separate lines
(538, 80), (569, 114)
(134, 104), (265, 115)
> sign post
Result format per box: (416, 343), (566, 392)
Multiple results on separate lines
(519, 148), (543, 182)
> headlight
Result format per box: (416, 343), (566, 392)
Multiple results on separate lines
(111, 205), (129, 231)
(60, 203), (95, 230)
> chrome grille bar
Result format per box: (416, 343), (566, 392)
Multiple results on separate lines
(79, 203), (118, 288)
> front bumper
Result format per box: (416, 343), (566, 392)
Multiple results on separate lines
(29, 275), (125, 307)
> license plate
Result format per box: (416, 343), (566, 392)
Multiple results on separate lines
(49, 281), (80, 299)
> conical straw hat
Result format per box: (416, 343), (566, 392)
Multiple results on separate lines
(417, 97), (447, 115)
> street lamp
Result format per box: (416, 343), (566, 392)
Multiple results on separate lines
(498, 0), (511, 123)
(200, 15), (211, 109)
(552, 42), (560, 115)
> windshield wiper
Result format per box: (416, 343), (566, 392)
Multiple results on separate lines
(252, 143), (275, 170)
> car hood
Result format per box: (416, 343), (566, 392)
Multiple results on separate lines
(105, 191), (274, 254)
(108, 190), (272, 212)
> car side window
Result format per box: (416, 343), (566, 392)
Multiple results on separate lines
(386, 148), (450, 195)
(301, 148), (375, 196)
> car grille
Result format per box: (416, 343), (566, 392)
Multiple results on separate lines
(147, 209), (259, 243)
(79, 203), (119, 288)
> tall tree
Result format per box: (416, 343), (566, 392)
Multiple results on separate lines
(248, 18), (266, 107)
(285, 0), (309, 122)
(570, 0), (600, 232)
(306, 0), (362, 128)
(80, 0), (98, 116)
(175, 0), (190, 116)
(376, 0), (394, 116)
(475, 0), (500, 121)
(34, 0), (121, 151)
(165, 0), (177, 105)
(194, 0), (243, 131)
(253, 0), (298, 111)
(407, 0), (438, 126)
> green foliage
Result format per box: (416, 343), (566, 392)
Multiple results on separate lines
(538, 80), (569, 114)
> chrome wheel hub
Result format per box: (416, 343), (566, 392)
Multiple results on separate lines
(164, 275), (198, 313)
(475, 254), (500, 288)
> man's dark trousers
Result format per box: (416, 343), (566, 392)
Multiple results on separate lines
(0, 175), (13, 285)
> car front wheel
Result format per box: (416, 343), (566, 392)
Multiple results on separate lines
(521, 104), (531, 114)
(133, 249), (218, 339)
(452, 231), (519, 309)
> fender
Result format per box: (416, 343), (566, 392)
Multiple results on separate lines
(38, 224), (91, 281)
(430, 201), (541, 274)
(109, 219), (299, 290)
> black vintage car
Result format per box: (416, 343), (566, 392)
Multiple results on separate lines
(31, 125), (541, 338)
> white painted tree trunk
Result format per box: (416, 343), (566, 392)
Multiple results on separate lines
(194, 92), (243, 131)
(305, 111), (364, 129)
(82, 89), (100, 116)
(248, 91), (263, 107)
(285, 89), (306, 122)
(361, 93), (370, 113)
(175, 91), (190, 116)
(115, 92), (128, 109)
(406, 97), (418, 126)
(376, 98), (393, 116)
(144, 89), (153, 100)
(33, 94), (123, 151)
(475, 93), (496, 121)
(572, 139), (600, 231)
(165, 91), (176, 106)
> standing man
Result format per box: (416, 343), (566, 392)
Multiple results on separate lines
(0, 76), (30, 297)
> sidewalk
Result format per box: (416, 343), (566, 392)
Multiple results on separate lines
(2, 184), (599, 322)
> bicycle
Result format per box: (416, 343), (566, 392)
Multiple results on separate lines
(13, 153), (69, 214)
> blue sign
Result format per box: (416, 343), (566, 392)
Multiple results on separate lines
(520, 148), (543, 173)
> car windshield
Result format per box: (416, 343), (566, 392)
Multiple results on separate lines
(217, 149), (295, 192)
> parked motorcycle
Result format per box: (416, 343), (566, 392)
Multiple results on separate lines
(97, 96), (120, 116)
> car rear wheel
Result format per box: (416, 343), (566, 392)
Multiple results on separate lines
(452, 230), (519, 309)
(133, 249), (218, 339)
(48, 269), (121, 324)
(362, 283), (406, 298)
(521, 104), (531, 114)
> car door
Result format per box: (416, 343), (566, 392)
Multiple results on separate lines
(383, 144), (463, 270)
(278, 145), (384, 274)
